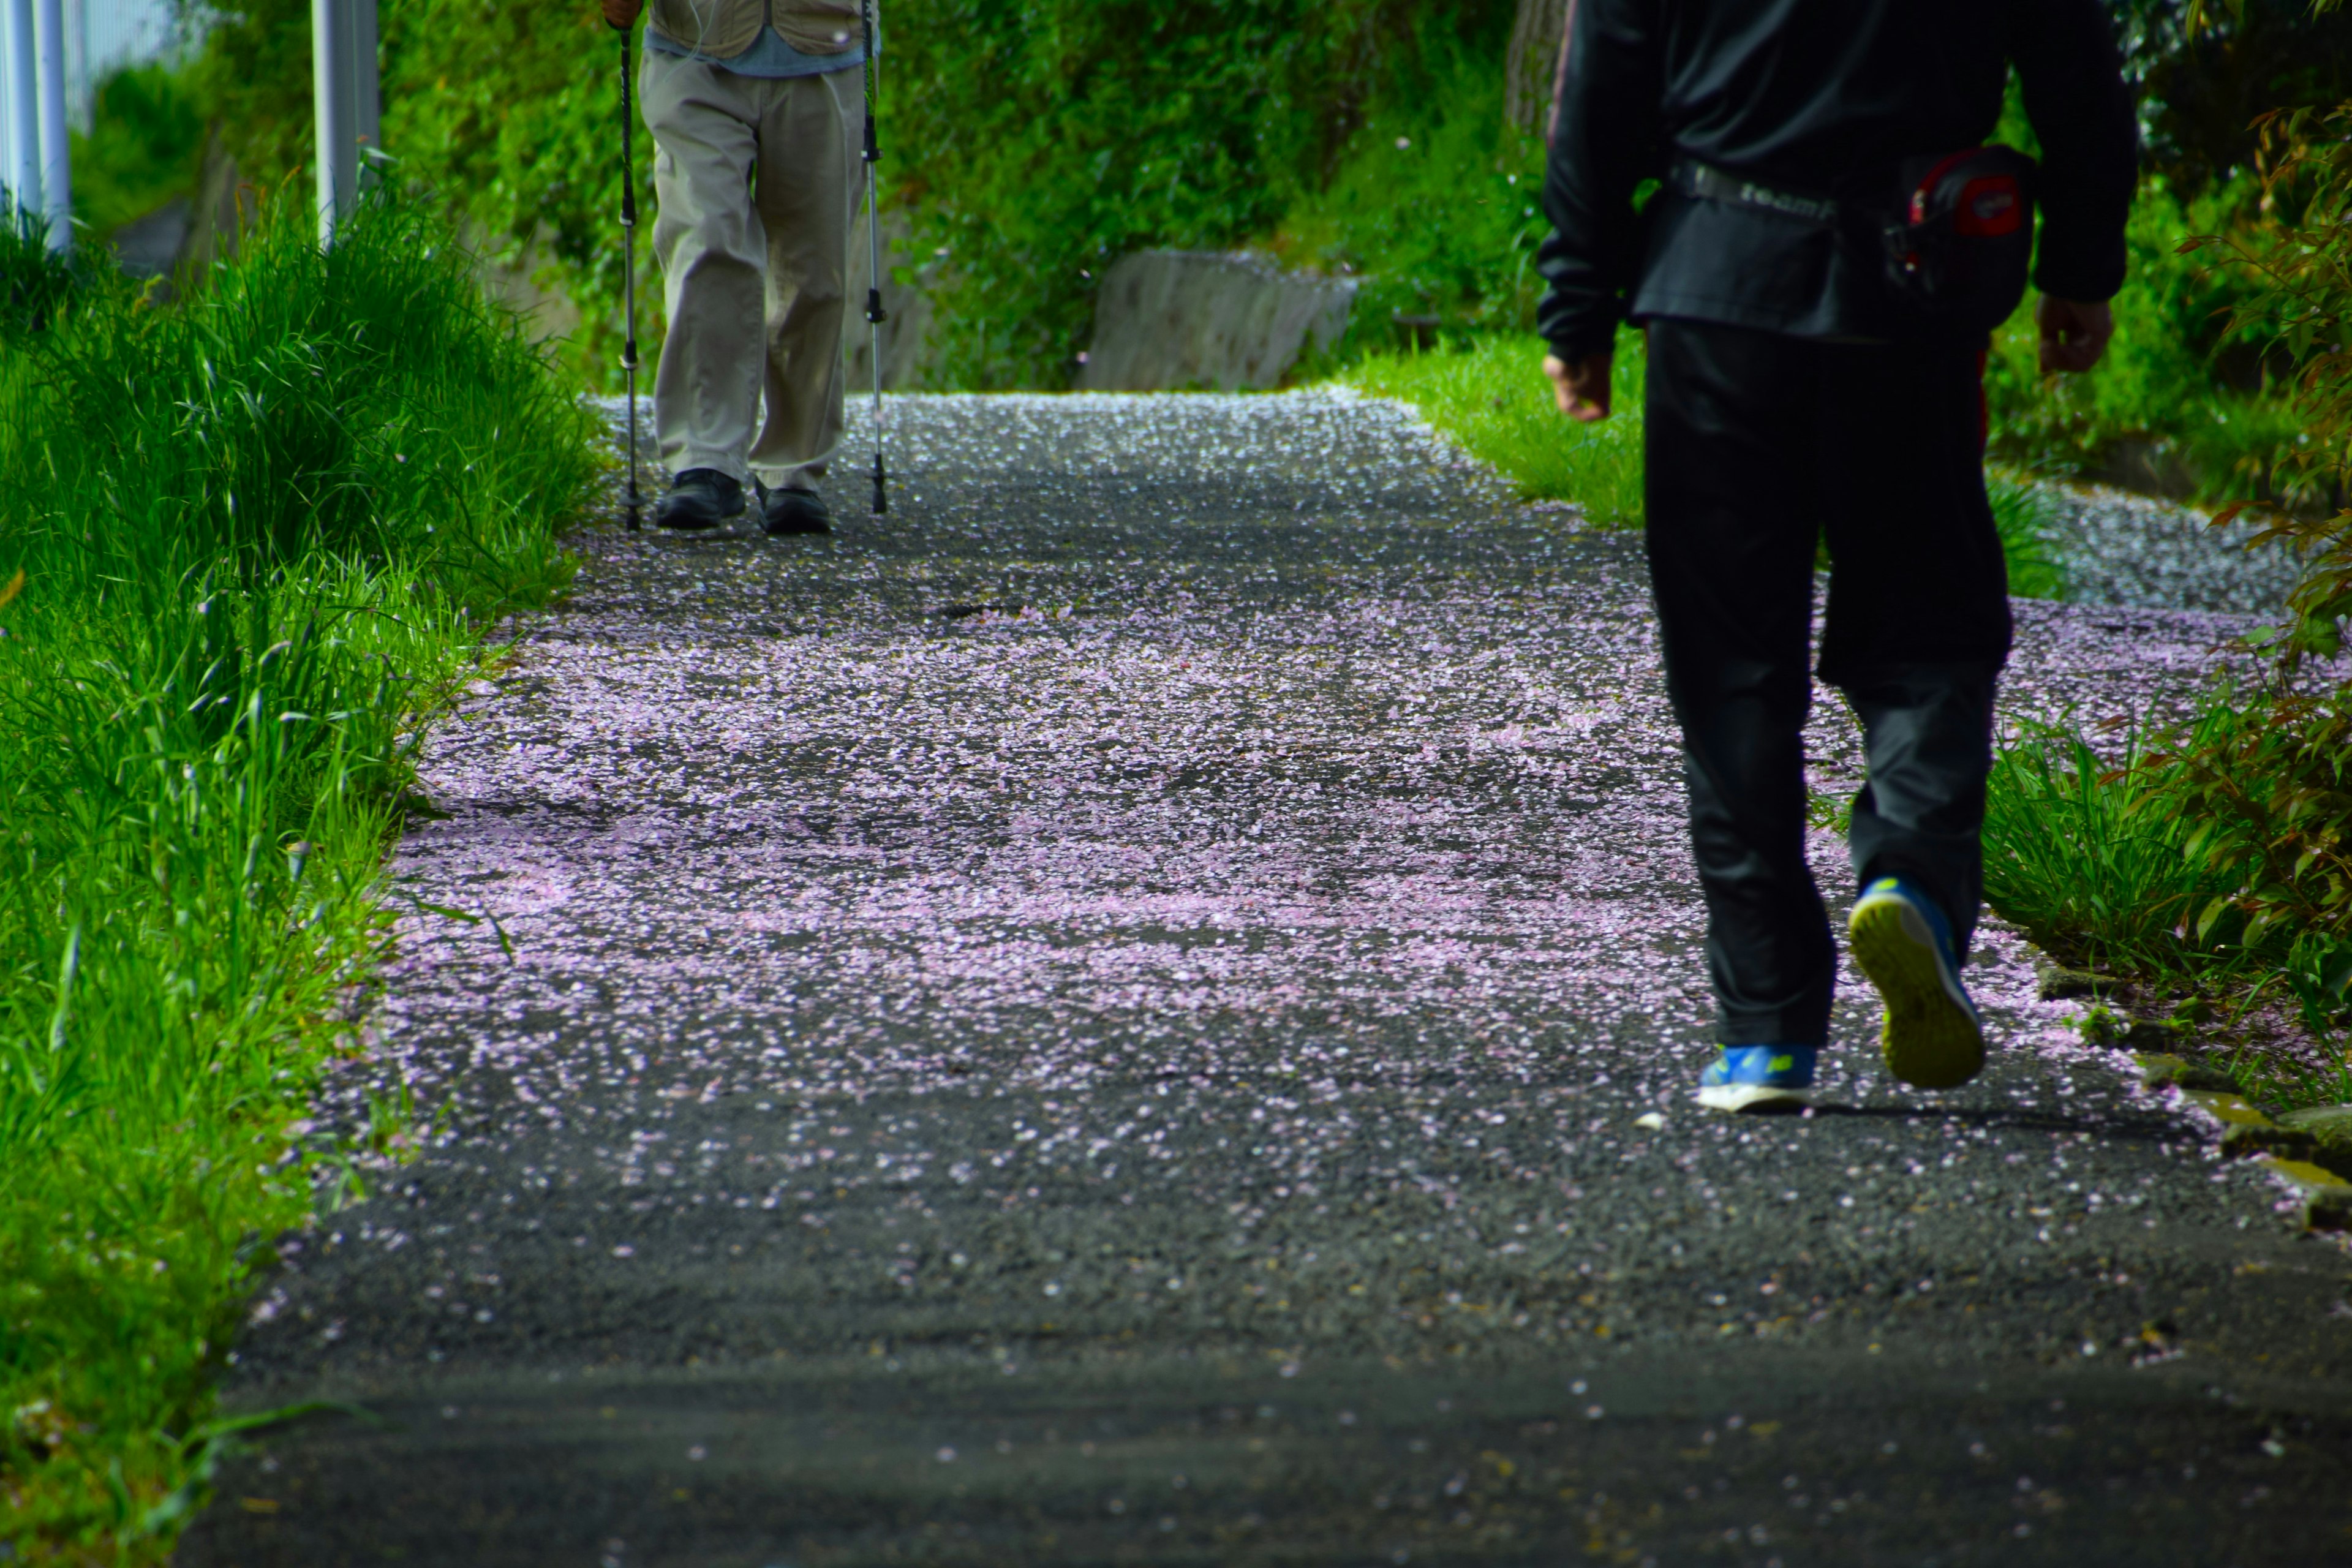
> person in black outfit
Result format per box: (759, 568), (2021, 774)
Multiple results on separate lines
(1534, 1), (2138, 1110)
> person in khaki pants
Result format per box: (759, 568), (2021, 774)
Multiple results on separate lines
(599, 0), (870, 535)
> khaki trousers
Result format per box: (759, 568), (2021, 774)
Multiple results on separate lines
(641, 50), (862, 490)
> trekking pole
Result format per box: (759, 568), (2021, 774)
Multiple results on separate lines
(859, 0), (888, 516)
(612, 14), (644, 532)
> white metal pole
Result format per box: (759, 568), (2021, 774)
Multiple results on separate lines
(3, 0), (39, 220)
(311, 0), (352, 245)
(33, 0), (66, 249)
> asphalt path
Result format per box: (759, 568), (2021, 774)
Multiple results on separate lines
(179, 393), (2352, 1567)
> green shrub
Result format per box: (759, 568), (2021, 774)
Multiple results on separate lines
(67, 61), (208, 238)
(2154, 692), (2352, 1006)
(1982, 170), (2312, 503)
(1271, 54), (1547, 348)
(1983, 692), (2352, 1056)
(0, 188), (595, 1557)
(2195, 98), (2352, 663)
(1986, 478), (2070, 601)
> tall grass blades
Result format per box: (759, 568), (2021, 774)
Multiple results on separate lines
(1981, 721), (2236, 973)
(0, 187), (597, 1557)
(1985, 695), (2352, 1092)
(0, 200), (84, 338)
(1986, 478), (2068, 601)
(1344, 335), (1648, 525)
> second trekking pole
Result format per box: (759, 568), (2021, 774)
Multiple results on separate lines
(612, 15), (644, 532)
(860, 0), (888, 516)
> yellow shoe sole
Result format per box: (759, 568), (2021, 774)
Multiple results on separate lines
(1695, 1083), (1809, 1114)
(1849, 895), (1985, 1090)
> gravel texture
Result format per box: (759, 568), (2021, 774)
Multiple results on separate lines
(179, 391), (2352, 1567)
(2026, 478), (2305, 616)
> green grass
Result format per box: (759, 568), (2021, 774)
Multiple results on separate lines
(1981, 708), (2352, 1110)
(1981, 723), (2233, 975)
(1986, 477), (2068, 602)
(0, 190), (597, 1559)
(1343, 334), (1647, 524)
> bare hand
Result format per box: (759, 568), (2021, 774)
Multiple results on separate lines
(1544, 350), (1613, 422)
(2037, 296), (2113, 375)
(601, 0), (643, 29)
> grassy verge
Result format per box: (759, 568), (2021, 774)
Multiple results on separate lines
(1983, 700), (2352, 1113)
(0, 192), (597, 1559)
(1343, 335), (1645, 524)
(1342, 333), (2068, 598)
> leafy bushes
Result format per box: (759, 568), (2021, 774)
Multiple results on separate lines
(855, 0), (1518, 386)
(0, 190), (594, 1556)
(1270, 54), (1548, 349)
(187, 0), (1517, 388)
(1983, 693), (2352, 1060)
(66, 62), (208, 238)
(1982, 61), (2352, 1068)
(1981, 172), (2311, 502)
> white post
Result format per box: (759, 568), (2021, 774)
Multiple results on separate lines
(2, 0), (38, 221)
(311, 0), (353, 245)
(33, 0), (66, 249)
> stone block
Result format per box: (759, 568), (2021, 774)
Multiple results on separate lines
(1079, 251), (1355, 393)
(2276, 1104), (2352, 1139)
(112, 195), (190, 281)
(2122, 1017), (2191, 1051)
(2137, 1054), (2237, 1093)
(2034, 960), (2102, 1000)
(2182, 1089), (2274, 1128)
(2219, 1120), (2318, 1160)
(2275, 1105), (2352, 1182)
(2255, 1158), (2352, 1232)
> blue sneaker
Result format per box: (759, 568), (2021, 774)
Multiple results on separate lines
(1849, 876), (1985, 1090)
(1697, 1046), (1817, 1113)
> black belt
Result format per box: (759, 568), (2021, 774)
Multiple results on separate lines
(1669, 159), (1841, 226)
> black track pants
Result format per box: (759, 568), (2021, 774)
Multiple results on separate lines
(1642, 318), (2013, 1046)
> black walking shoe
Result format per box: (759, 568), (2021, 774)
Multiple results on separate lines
(654, 469), (745, 531)
(756, 479), (833, 537)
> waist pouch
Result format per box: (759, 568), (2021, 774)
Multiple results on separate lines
(1883, 146), (2037, 332)
(1670, 147), (2038, 336)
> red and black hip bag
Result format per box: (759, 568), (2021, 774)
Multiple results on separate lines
(1670, 145), (2039, 334)
(1880, 146), (2038, 332)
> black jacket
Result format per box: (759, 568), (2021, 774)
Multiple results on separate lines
(1534, 0), (2140, 360)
